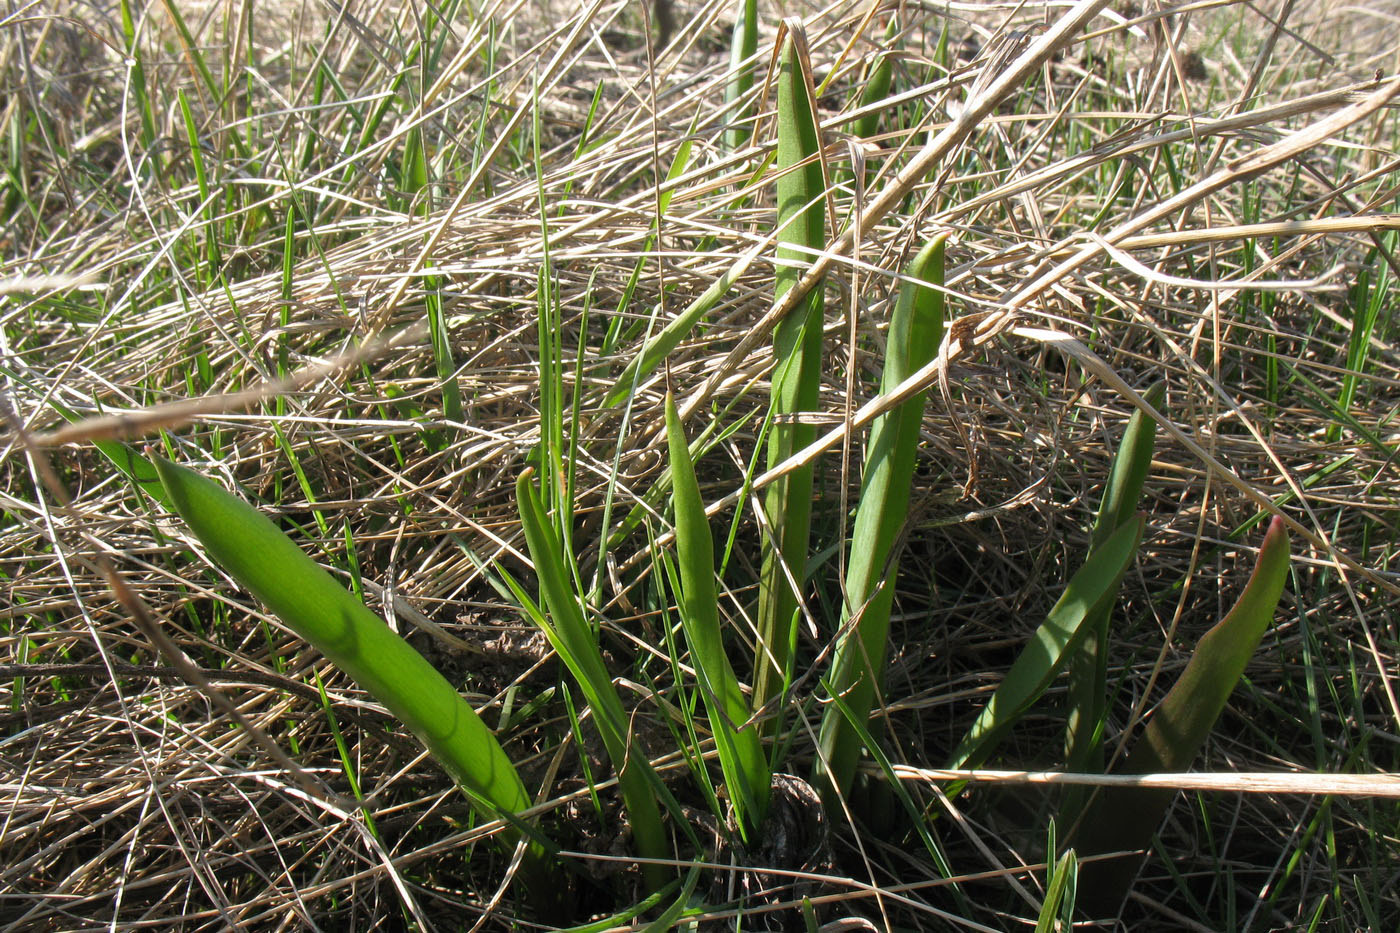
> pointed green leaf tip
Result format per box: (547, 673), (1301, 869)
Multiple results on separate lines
(1072, 516), (1291, 916)
(149, 455), (535, 835)
(1128, 514), (1291, 774)
(664, 392), (770, 840)
(946, 514), (1145, 771)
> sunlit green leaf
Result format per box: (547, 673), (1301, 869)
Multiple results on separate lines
(150, 455), (543, 870)
(664, 392), (770, 840)
(816, 234), (946, 803)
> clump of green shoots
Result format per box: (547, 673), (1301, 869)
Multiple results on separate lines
(935, 380), (1161, 777)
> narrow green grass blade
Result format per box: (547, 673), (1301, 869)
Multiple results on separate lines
(270, 424), (328, 537)
(817, 681), (958, 886)
(638, 863), (703, 933)
(754, 29), (826, 732)
(513, 469), (671, 889)
(176, 89), (221, 280)
(315, 669), (379, 841)
(148, 456), (541, 861)
(723, 0), (759, 153)
(49, 400), (167, 508)
(156, 0), (222, 108)
(657, 129), (694, 219)
(1035, 848), (1078, 933)
(816, 234), (946, 803)
(1064, 381), (1164, 779)
(1331, 252), (1389, 442)
(405, 109), (462, 427)
(1072, 517), (1291, 916)
(664, 393), (770, 840)
(946, 515), (1144, 771)
(602, 241), (763, 410)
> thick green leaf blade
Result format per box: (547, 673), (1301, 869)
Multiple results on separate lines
(1072, 517), (1291, 916)
(754, 29), (827, 729)
(1065, 381), (1164, 779)
(816, 234), (946, 803)
(946, 515), (1145, 771)
(150, 456), (536, 838)
(664, 393), (770, 839)
(1092, 383), (1166, 549)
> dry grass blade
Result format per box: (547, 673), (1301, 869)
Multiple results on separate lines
(891, 767), (1400, 798)
(1001, 76), (1400, 310)
(28, 322), (429, 446)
